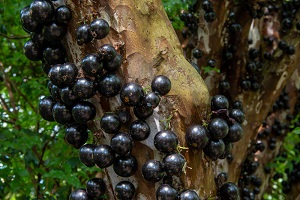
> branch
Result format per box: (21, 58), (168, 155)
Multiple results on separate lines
(0, 33), (30, 39)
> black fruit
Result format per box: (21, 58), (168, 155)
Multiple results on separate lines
(211, 95), (229, 111)
(43, 45), (66, 65)
(115, 181), (136, 200)
(203, 139), (225, 160)
(219, 80), (230, 92)
(55, 5), (72, 25)
(99, 44), (117, 61)
(48, 82), (61, 101)
(111, 132), (134, 155)
(60, 86), (78, 106)
(76, 24), (93, 45)
(144, 92), (160, 108)
(81, 54), (103, 76)
(72, 101), (96, 124)
(39, 96), (55, 121)
(120, 82), (145, 106)
(202, 0), (213, 12)
(65, 124), (88, 149)
(156, 184), (178, 200)
(23, 40), (43, 61)
(192, 48), (203, 59)
(219, 182), (240, 200)
(48, 63), (78, 88)
(103, 53), (122, 72)
(163, 153), (186, 176)
(100, 113), (121, 134)
(69, 188), (89, 200)
(72, 78), (95, 99)
(93, 144), (115, 168)
(154, 130), (178, 153)
(208, 118), (229, 140)
(118, 110), (132, 124)
(97, 73), (122, 97)
(133, 104), (154, 119)
(129, 120), (150, 141)
(52, 101), (74, 124)
(151, 75), (171, 96)
(31, 32), (49, 49)
(79, 144), (96, 167)
(142, 160), (164, 182)
(113, 155), (138, 177)
(185, 124), (209, 149)
(30, 0), (54, 23)
(223, 123), (243, 143)
(179, 190), (200, 200)
(90, 19), (110, 39)
(43, 21), (67, 42)
(204, 12), (216, 22)
(86, 178), (106, 198)
(20, 6), (42, 33)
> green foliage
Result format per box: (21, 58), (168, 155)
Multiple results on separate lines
(162, 0), (196, 30)
(263, 115), (300, 199)
(0, 0), (98, 199)
(203, 66), (220, 74)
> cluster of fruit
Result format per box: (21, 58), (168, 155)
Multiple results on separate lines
(185, 95), (245, 161)
(202, 0), (216, 23)
(20, 0), (71, 64)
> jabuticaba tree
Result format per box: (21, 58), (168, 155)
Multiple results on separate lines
(19, 0), (300, 199)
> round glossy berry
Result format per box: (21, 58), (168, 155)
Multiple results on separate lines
(52, 101), (74, 124)
(30, 0), (54, 23)
(93, 144), (115, 168)
(100, 113), (121, 134)
(118, 110), (132, 124)
(20, 6), (42, 33)
(48, 64), (61, 87)
(90, 19), (110, 39)
(219, 182), (240, 200)
(278, 41), (288, 50)
(72, 78), (95, 99)
(129, 120), (150, 141)
(55, 6), (72, 25)
(179, 190), (200, 200)
(86, 178), (106, 198)
(223, 123), (243, 143)
(142, 160), (164, 182)
(65, 124), (88, 149)
(211, 95), (229, 111)
(43, 21), (67, 42)
(207, 59), (216, 67)
(81, 54), (103, 76)
(151, 75), (171, 96)
(156, 184), (178, 200)
(232, 101), (243, 111)
(43, 45), (66, 65)
(133, 104), (154, 119)
(69, 188), (89, 200)
(203, 139), (225, 160)
(154, 130), (178, 153)
(39, 96), (55, 121)
(30, 32), (49, 49)
(99, 44), (117, 61)
(23, 40), (43, 61)
(208, 118), (229, 140)
(193, 49), (203, 59)
(60, 86), (78, 106)
(219, 81), (230, 92)
(229, 109), (245, 124)
(103, 53), (122, 72)
(115, 181), (136, 200)
(202, 0), (213, 12)
(111, 132), (134, 155)
(97, 73), (122, 97)
(49, 82), (61, 101)
(144, 92), (160, 108)
(204, 11), (216, 22)
(76, 24), (93, 45)
(113, 155), (138, 177)
(163, 153), (186, 176)
(72, 101), (96, 124)
(59, 63), (78, 87)
(120, 82), (145, 106)
(79, 144), (96, 167)
(185, 124), (209, 149)
(286, 45), (295, 55)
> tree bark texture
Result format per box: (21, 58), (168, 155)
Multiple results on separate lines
(60, 0), (300, 199)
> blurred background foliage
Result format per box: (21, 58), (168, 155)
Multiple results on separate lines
(0, 0), (98, 199)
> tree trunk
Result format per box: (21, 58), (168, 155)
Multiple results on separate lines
(62, 0), (300, 199)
